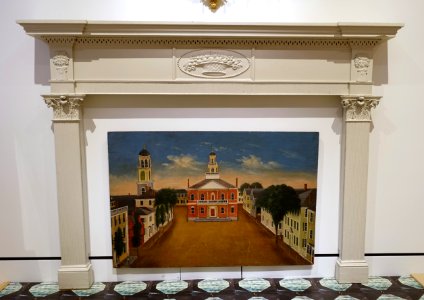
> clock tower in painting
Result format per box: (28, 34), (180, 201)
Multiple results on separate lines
(137, 146), (153, 195)
(206, 151), (219, 179)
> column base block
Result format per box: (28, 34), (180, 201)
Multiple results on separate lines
(58, 263), (94, 290)
(335, 259), (368, 283)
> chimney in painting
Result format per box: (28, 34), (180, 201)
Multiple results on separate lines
(236, 177), (238, 188)
(187, 178), (190, 188)
(304, 183), (308, 191)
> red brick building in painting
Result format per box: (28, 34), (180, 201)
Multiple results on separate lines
(187, 151), (239, 221)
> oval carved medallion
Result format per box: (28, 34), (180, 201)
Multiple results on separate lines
(178, 49), (250, 79)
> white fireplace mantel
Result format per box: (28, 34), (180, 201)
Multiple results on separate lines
(19, 20), (402, 289)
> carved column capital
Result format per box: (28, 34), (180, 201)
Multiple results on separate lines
(341, 96), (381, 122)
(43, 94), (85, 121)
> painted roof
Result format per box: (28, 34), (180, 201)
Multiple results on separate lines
(139, 148), (150, 156)
(189, 178), (236, 189)
(137, 207), (155, 216)
(298, 189), (317, 211)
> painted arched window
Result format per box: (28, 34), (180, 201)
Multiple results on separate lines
(231, 193), (235, 200)
(190, 194), (194, 200)
(145, 159), (149, 167)
(201, 194), (205, 200)
(211, 193), (215, 200)
(221, 193), (225, 200)
(140, 171), (145, 181)
(141, 160), (145, 168)
(211, 168), (214, 173)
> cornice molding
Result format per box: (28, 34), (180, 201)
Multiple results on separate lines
(18, 21), (403, 46)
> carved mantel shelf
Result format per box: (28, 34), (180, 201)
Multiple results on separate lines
(19, 20), (402, 289)
(18, 21), (401, 39)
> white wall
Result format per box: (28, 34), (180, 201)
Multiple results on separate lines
(1, 0), (424, 282)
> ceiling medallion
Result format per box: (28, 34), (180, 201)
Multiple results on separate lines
(202, 0), (227, 11)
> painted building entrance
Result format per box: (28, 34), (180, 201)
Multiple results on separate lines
(209, 207), (217, 218)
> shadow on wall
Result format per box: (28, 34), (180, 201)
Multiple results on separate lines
(373, 42), (389, 86)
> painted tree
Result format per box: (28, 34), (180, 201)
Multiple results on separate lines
(114, 227), (125, 262)
(239, 182), (251, 191)
(155, 188), (177, 226)
(132, 212), (142, 248)
(240, 182), (263, 191)
(250, 182), (263, 189)
(256, 184), (300, 243)
(155, 204), (166, 227)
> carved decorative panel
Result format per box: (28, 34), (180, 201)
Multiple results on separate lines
(178, 50), (250, 79)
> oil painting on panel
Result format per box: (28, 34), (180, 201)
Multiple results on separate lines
(108, 131), (319, 268)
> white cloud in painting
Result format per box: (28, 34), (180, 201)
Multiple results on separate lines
(238, 154), (281, 171)
(162, 154), (202, 170)
(280, 149), (302, 160)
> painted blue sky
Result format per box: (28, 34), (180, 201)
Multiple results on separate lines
(108, 131), (319, 194)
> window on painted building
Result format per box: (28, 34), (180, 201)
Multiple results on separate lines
(303, 222), (307, 231)
(231, 193), (235, 200)
(123, 214), (126, 222)
(191, 206), (195, 214)
(118, 215), (121, 224)
(114, 216), (117, 226)
(231, 206), (235, 213)
(191, 194), (194, 201)
(310, 212), (314, 222)
(278, 223), (282, 229)
(149, 200), (152, 205)
(309, 229), (313, 239)
(221, 207), (225, 213)
(303, 239), (306, 247)
(200, 208), (204, 214)
(290, 219), (293, 227)
(305, 209), (308, 217)
(201, 194), (205, 200)
(211, 194), (215, 200)
(149, 216), (152, 222)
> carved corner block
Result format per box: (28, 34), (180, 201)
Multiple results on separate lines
(51, 51), (72, 81)
(47, 37), (76, 81)
(341, 96), (381, 122)
(351, 50), (373, 83)
(43, 95), (85, 121)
